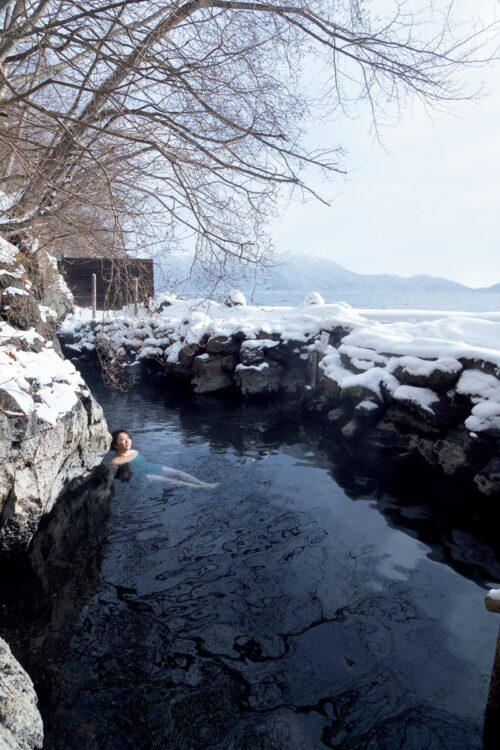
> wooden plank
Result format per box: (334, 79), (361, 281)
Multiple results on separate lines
(59, 257), (154, 309)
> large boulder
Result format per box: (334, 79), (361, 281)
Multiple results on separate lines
(206, 335), (239, 354)
(234, 361), (283, 396)
(192, 354), (234, 393)
(0, 390), (109, 554)
(386, 386), (462, 436)
(0, 637), (43, 750)
(387, 356), (462, 393)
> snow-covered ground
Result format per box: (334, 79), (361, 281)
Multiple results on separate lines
(60, 296), (500, 352)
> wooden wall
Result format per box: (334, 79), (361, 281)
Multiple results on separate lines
(59, 257), (154, 309)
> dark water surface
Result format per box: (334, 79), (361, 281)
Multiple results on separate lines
(4, 373), (500, 749)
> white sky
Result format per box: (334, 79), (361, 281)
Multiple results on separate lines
(270, 1), (500, 288)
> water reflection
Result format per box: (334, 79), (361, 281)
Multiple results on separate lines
(2, 371), (500, 749)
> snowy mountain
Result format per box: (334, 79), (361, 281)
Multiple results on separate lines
(265, 254), (471, 293)
(477, 282), (500, 293)
(151, 250), (477, 295)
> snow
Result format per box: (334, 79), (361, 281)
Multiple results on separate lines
(39, 304), (57, 322)
(465, 402), (500, 433)
(235, 362), (269, 372)
(225, 289), (246, 306)
(456, 370), (500, 402)
(355, 400), (379, 412)
(240, 338), (279, 350)
(387, 355), (462, 377)
(393, 385), (440, 413)
(304, 292), (325, 305)
(2, 286), (29, 296)
(0, 235), (20, 267)
(487, 588), (500, 601)
(0, 322), (86, 425)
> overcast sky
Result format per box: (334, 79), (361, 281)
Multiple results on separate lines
(270, 1), (500, 288)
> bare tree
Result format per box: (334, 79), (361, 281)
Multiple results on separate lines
(0, 1), (497, 270)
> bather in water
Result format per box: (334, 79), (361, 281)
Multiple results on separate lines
(110, 429), (218, 489)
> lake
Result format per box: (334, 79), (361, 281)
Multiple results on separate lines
(244, 289), (500, 312)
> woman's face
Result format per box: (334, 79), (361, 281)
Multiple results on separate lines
(115, 432), (132, 453)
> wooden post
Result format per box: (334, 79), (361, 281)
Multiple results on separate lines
(310, 351), (318, 388)
(133, 277), (139, 316)
(91, 273), (97, 320)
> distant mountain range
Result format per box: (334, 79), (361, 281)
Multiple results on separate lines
(152, 251), (499, 295)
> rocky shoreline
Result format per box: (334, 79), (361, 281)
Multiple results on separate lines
(61, 300), (500, 500)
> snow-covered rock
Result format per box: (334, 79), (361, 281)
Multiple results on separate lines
(1, 237), (110, 552)
(303, 292), (325, 305)
(224, 289), (246, 307)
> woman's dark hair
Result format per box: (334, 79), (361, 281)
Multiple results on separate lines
(111, 429), (131, 451)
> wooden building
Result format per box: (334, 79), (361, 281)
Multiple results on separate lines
(59, 257), (154, 310)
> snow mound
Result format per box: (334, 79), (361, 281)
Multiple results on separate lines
(303, 292), (325, 305)
(225, 289), (246, 307)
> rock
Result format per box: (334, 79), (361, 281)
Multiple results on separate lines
(281, 362), (309, 395)
(234, 361), (283, 396)
(341, 419), (362, 439)
(176, 343), (199, 371)
(388, 356), (462, 393)
(265, 342), (297, 364)
(366, 419), (414, 459)
(330, 325), (353, 347)
(239, 338), (279, 365)
(354, 399), (384, 425)
(433, 438), (468, 475)
(326, 407), (349, 426)
(341, 383), (384, 407)
(474, 458), (500, 496)
(459, 358), (500, 379)
(0, 637), (43, 750)
(0, 392), (109, 554)
(386, 388), (462, 436)
(31, 251), (73, 321)
(206, 335), (239, 354)
(321, 375), (341, 403)
(192, 354), (234, 393)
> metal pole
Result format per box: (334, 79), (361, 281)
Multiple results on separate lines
(91, 273), (97, 320)
(133, 277), (139, 316)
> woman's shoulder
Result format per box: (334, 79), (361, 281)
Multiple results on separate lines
(111, 449), (140, 466)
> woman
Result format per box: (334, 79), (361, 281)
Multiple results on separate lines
(111, 429), (218, 489)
